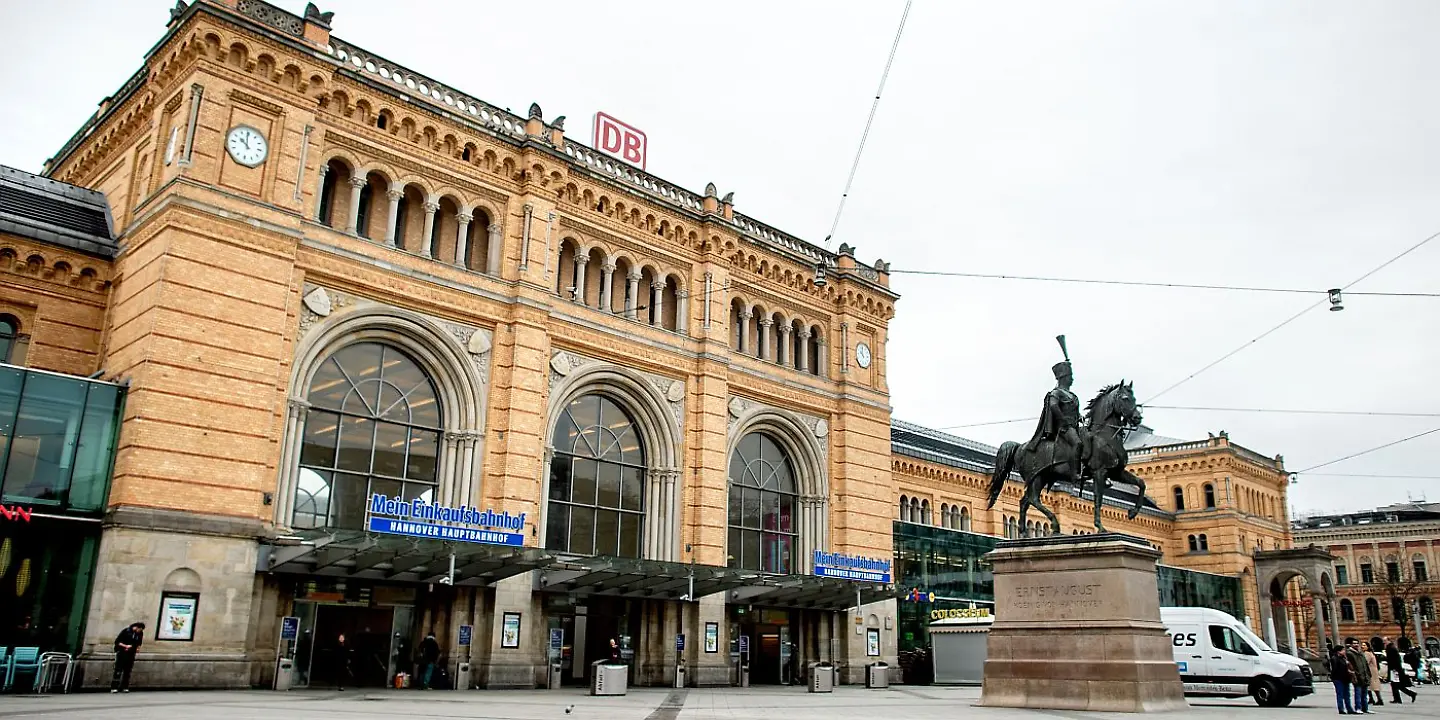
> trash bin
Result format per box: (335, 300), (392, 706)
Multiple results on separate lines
(455, 662), (472, 691)
(808, 661), (835, 693)
(674, 660), (687, 688)
(866, 662), (889, 689)
(274, 657), (295, 691)
(591, 660), (628, 696)
(549, 661), (563, 690)
(739, 662), (750, 687)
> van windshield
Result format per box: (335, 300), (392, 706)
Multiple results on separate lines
(1234, 622), (1273, 652)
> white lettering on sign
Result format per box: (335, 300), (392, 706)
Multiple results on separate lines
(593, 112), (647, 169)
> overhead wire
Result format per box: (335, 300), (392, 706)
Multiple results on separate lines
(824, 0), (912, 251)
(934, 405), (1440, 430)
(1292, 426), (1440, 475)
(886, 268), (1437, 297)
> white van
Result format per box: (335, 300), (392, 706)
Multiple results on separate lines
(1161, 607), (1315, 707)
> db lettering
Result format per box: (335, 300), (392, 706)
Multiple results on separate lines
(593, 112), (647, 169)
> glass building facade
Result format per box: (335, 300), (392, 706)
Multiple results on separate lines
(0, 365), (125, 655)
(893, 521), (1246, 655)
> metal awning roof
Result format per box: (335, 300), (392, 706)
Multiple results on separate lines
(261, 533), (893, 609)
(259, 530), (552, 586)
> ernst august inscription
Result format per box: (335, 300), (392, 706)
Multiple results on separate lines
(1012, 582), (1103, 618)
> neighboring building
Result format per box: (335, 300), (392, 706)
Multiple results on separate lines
(891, 422), (1290, 659)
(36, 0), (896, 690)
(1293, 503), (1440, 656)
(0, 165), (127, 657)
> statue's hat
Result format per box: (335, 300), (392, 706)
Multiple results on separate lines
(1051, 361), (1072, 379)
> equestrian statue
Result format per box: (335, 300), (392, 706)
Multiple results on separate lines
(985, 335), (1151, 536)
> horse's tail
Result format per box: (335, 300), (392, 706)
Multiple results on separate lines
(986, 441), (1020, 509)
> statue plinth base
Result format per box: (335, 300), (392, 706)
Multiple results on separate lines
(980, 534), (1187, 713)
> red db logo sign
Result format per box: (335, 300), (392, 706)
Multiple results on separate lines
(593, 112), (647, 170)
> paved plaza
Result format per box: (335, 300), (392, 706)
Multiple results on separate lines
(1, 685), (1438, 720)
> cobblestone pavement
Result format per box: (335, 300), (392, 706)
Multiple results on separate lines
(1, 685), (1438, 720)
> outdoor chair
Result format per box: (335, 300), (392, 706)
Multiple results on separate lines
(3, 647), (40, 692)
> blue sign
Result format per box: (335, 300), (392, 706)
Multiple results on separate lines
(812, 550), (892, 583)
(366, 493), (526, 546)
(459, 625), (473, 647)
(1176, 661), (1188, 673)
(675, 634), (685, 652)
(280, 616), (300, 641)
(739, 635), (749, 656)
(550, 628), (564, 652)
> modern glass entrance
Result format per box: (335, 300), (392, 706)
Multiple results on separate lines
(731, 607), (795, 684)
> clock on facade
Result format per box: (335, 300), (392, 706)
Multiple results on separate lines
(855, 342), (872, 369)
(225, 125), (268, 167)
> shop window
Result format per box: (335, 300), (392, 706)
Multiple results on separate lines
(1341, 599), (1355, 622)
(292, 342), (442, 531)
(1365, 598), (1381, 622)
(1203, 483), (1215, 509)
(727, 432), (797, 574)
(545, 395), (645, 558)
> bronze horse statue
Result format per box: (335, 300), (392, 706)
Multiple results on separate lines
(985, 381), (1147, 536)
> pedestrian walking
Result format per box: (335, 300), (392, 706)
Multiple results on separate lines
(336, 633), (354, 691)
(111, 622), (146, 693)
(1366, 642), (1384, 706)
(1332, 645), (1358, 715)
(1387, 641), (1418, 703)
(1346, 638), (1373, 713)
(418, 632), (440, 689)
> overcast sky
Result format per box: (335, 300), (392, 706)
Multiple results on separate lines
(2, 1), (1435, 516)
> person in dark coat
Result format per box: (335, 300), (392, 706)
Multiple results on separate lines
(1387, 642), (1418, 702)
(1345, 638), (1372, 713)
(1332, 644), (1357, 715)
(336, 633), (354, 691)
(111, 622), (146, 693)
(418, 633), (441, 689)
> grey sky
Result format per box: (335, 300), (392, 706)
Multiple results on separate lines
(2, 1), (1435, 516)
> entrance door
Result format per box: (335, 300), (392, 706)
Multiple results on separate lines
(310, 605), (396, 688)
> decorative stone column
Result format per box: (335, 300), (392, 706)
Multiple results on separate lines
(345, 175), (367, 234)
(757, 318), (773, 361)
(650, 281), (664, 326)
(313, 164), (329, 221)
(778, 324), (793, 367)
(1329, 598), (1341, 649)
(454, 212), (472, 267)
(675, 289), (689, 334)
(737, 310), (752, 354)
(486, 223), (502, 275)
(1311, 594), (1329, 652)
(383, 189), (402, 247)
(419, 201), (438, 258)
(573, 253), (590, 303)
(599, 262), (616, 313)
(815, 334), (828, 377)
(798, 328), (812, 373)
(274, 399), (310, 525)
(625, 272), (641, 320)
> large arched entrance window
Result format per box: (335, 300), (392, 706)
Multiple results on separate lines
(546, 395), (646, 558)
(727, 432), (797, 574)
(292, 342), (442, 530)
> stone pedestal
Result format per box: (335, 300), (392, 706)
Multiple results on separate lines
(980, 534), (1187, 713)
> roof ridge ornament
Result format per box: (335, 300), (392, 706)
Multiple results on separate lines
(304, 2), (334, 29)
(168, 0), (188, 25)
(529, 103), (543, 120)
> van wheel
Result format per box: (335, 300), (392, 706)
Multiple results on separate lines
(1251, 678), (1290, 707)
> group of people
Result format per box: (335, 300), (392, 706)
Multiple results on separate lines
(1328, 637), (1424, 714)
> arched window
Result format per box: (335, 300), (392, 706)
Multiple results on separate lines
(898, 494), (909, 522)
(910, 497), (921, 524)
(1414, 555), (1429, 583)
(1198, 534), (1209, 551)
(960, 505), (970, 532)
(1360, 559), (1375, 584)
(546, 395), (646, 558)
(293, 343), (441, 530)
(1365, 598), (1382, 622)
(1336, 565), (1349, 585)
(0, 314), (27, 365)
(1173, 486), (1185, 511)
(940, 503), (950, 528)
(920, 499), (931, 525)
(1341, 599), (1356, 622)
(1392, 597), (1407, 622)
(1422, 597), (1435, 621)
(1187, 535), (1198, 552)
(1203, 483), (1216, 509)
(728, 432), (797, 574)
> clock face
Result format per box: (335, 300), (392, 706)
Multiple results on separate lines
(855, 342), (872, 369)
(225, 125), (268, 167)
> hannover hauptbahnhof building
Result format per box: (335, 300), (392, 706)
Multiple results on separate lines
(0, 0), (1311, 690)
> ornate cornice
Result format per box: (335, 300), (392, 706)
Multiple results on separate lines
(230, 87), (285, 115)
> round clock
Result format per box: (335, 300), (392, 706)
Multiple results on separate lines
(225, 125), (268, 167)
(855, 342), (872, 369)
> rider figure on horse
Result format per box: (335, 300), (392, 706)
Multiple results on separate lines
(1024, 358), (1089, 480)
